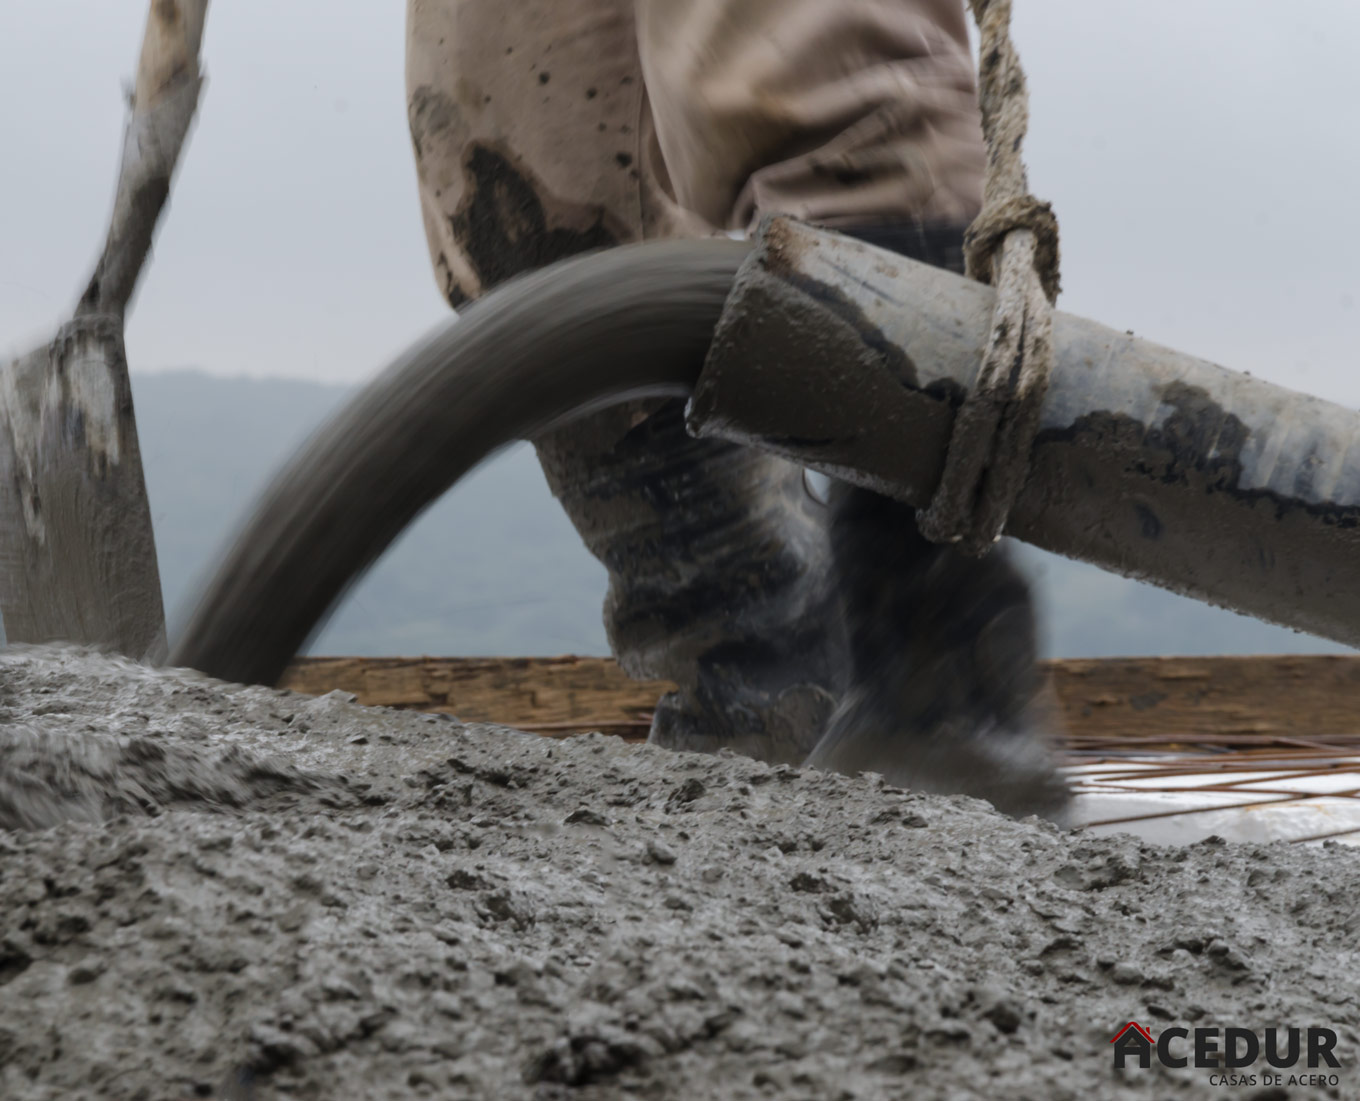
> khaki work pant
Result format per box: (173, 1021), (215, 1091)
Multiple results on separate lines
(404, 0), (988, 760)
(407, 0), (985, 305)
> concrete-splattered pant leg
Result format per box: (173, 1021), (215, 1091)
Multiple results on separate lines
(406, 0), (984, 301)
(634, 0), (985, 229)
(406, 0), (1067, 811)
(406, 0), (847, 763)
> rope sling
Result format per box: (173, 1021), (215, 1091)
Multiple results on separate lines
(918, 0), (1063, 557)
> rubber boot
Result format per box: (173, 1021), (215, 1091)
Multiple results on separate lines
(804, 483), (1072, 820)
(535, 400), (846, 766)
(802, 222), (1073, 822)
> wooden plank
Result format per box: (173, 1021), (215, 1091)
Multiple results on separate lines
(280, 656), (674, 736)
(280, 654), (1360, 743)
(1047, 655), (1360, 741)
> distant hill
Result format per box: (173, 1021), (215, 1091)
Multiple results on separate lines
(129, 370), (1351, 659)
(131, 370), (607, 657)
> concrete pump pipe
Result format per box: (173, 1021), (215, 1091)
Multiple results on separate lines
(687, 218), (1360, 653)
(172, 221), (1360, 687)
(171, 242), (749, 686)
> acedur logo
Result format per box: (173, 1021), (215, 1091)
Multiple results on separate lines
(1111, 1021), (1341, 1088)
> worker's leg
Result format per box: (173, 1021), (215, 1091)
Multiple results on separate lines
(407, 0), (704, 305)
(406, 0), (845, 764)
(635, 0), (987, 231)
(806, 226), (1069, 821)
(805, 484), (1072, 821)
(637, 0), (1070, 817)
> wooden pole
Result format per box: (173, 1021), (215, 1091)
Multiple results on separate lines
(81, 0), (210, 318)
(0, 0), (210, 660)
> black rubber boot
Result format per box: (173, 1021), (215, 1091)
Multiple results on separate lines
(800, 221), (1073, 822)
(535, 399), (846, 766)
(804, 483), (1071, 821)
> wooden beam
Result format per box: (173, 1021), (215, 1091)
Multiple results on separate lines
(279, 654), (1360, 744)
(280, 656), (674, 737)
(1047, 655), (1360, 743)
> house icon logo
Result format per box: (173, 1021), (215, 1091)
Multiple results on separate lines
(1111, 1022), (1155, 1068)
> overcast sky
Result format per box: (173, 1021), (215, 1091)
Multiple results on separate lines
(3, 0), (1359, 407)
